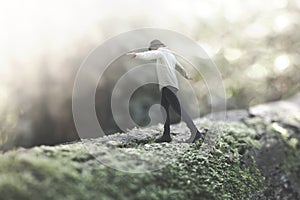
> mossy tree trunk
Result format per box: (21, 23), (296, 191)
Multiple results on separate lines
(0, 94), (299, 200)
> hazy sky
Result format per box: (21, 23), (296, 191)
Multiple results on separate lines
(0, 0), (297, 85)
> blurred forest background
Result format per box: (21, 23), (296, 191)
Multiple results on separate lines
(0, 0), (300, 149)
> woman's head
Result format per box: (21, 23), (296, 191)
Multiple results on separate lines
(148, 39), (166, 50)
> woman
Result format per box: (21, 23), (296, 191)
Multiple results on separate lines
(127, 40), (204, 143)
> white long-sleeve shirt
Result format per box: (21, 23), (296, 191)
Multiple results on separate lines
(134, 47), (190, 91)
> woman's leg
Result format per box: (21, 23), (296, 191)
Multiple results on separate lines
(155, 87), (172, 142)
(164, 87), (203, 142)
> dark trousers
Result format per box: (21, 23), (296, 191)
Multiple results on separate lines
(160, 86), (198, 136)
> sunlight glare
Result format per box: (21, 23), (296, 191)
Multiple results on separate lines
(274, 54), (290, 72)
(246, 63), (268, 79)
(224, 48), (242, 61)
(273, 14), (291, 32)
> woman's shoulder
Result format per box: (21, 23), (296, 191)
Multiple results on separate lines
(158, 47), (174, 55)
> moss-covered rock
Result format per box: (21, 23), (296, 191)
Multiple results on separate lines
(0, 94), (299, 200)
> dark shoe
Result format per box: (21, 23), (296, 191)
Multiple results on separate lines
(155, 135), (172, 143)
(185, 130), (205, 143)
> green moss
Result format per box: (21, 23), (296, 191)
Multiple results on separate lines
(244, 113), (300, 198)
(0, 120), (266, 200)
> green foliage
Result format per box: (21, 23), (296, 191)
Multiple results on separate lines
(0, 103), (18, 146)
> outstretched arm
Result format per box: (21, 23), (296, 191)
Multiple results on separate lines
(175, 61), (192, 80)
(126, 50), (161, 60)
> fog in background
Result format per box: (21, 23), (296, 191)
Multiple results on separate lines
(1, 0), (300, 149)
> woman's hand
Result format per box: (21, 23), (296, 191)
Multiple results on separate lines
(126, 52), (136, 59)
(187, 75), (193, 80)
